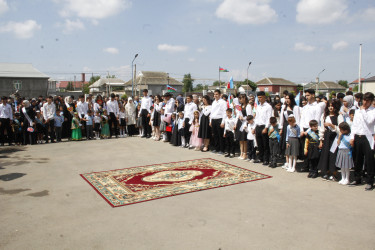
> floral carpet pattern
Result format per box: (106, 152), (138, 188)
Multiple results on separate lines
(80, 158), (272, 207)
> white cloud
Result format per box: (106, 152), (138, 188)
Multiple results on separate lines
(103, 47), (119, 54)
(296, 0), (348, 24)
(59, 0), (131, 20)
(0, 0), (9, 15)
(0, 20), (41, 39)
(215, 0), (277, 25)
(63, 19), (84, 33)
(332, 41), (348, 50)
(188, 58), (196, 62)
(157, 44), (188, 52)
(362, 7), (375, 22)
(294, 42), (316, 52)
(107, 65), (131, 79)
(197, 48), (206, 53)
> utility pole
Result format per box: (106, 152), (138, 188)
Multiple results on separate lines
(358, 44), (362, 93)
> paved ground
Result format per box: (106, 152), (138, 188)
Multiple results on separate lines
(1, 137), (374, 250)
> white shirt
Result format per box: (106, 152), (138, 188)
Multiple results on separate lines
(93, 102), (101, 113)
(201, 105), (212, 117)
(106, 99), (119, 116)
(119, 111), (126, 119)
(300, 101), (322, 129)
(350, 106), (375, 149)
(245, 123), (256, 140)
(94, 115), (101, 123)
(140, 96), (152, 113)
(184, 102), (197, 121)
(42, 102), (56, 120)
(224, 117), (236, 135)
(154, 102), (163, 112)
(254, 102), (273, 128)
(164, 98), (175, 115)
(0, 103), (13, 120)
(318, 114), (344, 140)
(279, 105), (301, 129)
(210, 99), (227, 124)
(77, 101), (88, 117)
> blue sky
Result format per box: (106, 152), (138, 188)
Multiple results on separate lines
(0, 0), (374, 86)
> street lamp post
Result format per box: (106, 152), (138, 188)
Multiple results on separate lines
(131, 54), (139, 97)
(316, 69), (325, 94)
(247, 61), (252, 95)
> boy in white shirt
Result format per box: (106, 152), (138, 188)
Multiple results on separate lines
(223, 108), (236, 158)
(245, 115), (256, 162)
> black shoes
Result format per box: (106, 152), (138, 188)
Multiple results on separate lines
(229, 154), (235, 158)
(311, 172), (319, 178)
(269, 163), (277, 168)
(365, 184), (374, 191)
(308, 172), (313, 178)
(262, 161), (269, 166)
(348, 180), (361, 186)
(224, 153), (230, 157)
(254, 159), (262, 163)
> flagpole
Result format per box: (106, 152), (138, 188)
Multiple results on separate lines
(219, 66), (221, 89)
(358, 44), (362, 93)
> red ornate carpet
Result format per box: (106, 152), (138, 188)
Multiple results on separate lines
(80, 158), (272, 207)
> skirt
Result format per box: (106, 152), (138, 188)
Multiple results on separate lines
(136, 116), (142, 128)
(235, 119), (247, 141)
(198, 114), (211, 139)
(335, 148), (354, 169)
(153, 111), (161, 127)
(101, 123), (110, 138)
(94, 123), (101, 132)
(71, 128), (82, 141)
(285, 137), (300, 157)
(318, 130), (337, 173)
(120, 118), (126, 126)
(160, 121), (166, 132)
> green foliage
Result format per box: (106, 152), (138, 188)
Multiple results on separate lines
(242, 79), (257, 91)
(329, 91), (336, 99)
(182, 73), (194, 93)
(121, 94), (128, 100)
(83, 76), (101, 94)
(193, 84), (207, 92)
(66, 82), (74, 91)
(89, 76), (101, 84)
(353, 85), (358, 92)
(338, 80), (348, 88)
(212, 80), (225, 86)
(297, 84), (303, 91)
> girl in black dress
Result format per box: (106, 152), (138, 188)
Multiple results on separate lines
(153, 95), (162, 141)
(317, 99), (344, 180)
(235, 94), (253, 160)
(198, 95), (212, 152)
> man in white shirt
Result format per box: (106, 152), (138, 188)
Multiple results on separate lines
(106, 93), (120, 138)
(163, 93), (175, 142)
(254, 91), (273, 165)
(183, 95), (197, 147)
(77, 95), (88, 137)
(299, 89), (322, 171)
(42, 96), (56, 143)
(350, 92), (375, 191)
(0, 96), (14, 146)
(210, 89), (227, 155)
(140, 89), (152, 138)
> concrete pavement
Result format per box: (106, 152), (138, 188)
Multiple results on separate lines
(1, 137), (374, 250)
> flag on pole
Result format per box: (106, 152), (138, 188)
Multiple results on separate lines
(295, 92), (300, 106)
(254, 95), (259, 109)
(227, 93), (234, 108)
(229, 76), (234, 89)
(219, 67), (229, 72)
(166, 85), (176, 92)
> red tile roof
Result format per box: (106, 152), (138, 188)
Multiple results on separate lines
(57, 81), (89, 89)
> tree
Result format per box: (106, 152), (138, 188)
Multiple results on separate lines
(193, 84), (208, 92)
(212, 80), (225, 86)
(353, 85), (358, 92)
(338, 80), (348, 88)
(242, 79), (257, 91)
(297, 84), (303, 92)
(83, 76), (101, 94)
(182, 73), (194, 93)
(66, 82), (74, 91)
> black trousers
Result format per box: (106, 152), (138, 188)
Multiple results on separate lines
(0, 118), (12, 145)
(108, 112), (118, 137)
(55, 127), (62, 141)
(225, 131), (235, 154)
(307, 158), (320, 173)
(44, 119), (55, 142)
(247, 140), (256, 160)
(269, 138), (279, 164)
(141, 109), (151, 136)
(212, 118), (224, 152)
(353, 135), (374, 185)
(255, 125), (269, 162)
(86, 125), (93, 139)
(299, 128), (309, 169)
(184, 118), (191, 145)
(80, 115), (86, 138)
(127, 124), (136, 136)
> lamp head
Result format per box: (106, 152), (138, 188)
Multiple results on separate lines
(135, 54), (138, 58)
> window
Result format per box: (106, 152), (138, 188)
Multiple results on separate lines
(13, 80), (22, 90)
(265, 87), (269, 92)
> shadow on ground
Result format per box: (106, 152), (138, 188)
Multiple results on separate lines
(0, 173), (26, 181)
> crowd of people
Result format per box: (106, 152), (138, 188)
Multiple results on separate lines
(0, 88), (374, 190)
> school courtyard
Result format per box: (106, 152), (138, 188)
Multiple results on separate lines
(0, 138), (374, 250)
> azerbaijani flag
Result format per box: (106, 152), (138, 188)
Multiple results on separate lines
(227, 93), (233, 108)
(254, 95), (259, 109)
(167, 85), (176, 92)
(295, 92), (300, 106)
(226, 76), (234, 89)
(219, 67), (229, 72)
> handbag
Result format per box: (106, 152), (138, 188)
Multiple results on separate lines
(166, 125), (172, 132)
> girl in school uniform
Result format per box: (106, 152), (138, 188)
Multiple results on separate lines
(235, 94), (253, 160)
(119, 106), (127, 137)
(317, 99), (344, 181)
(335, 122), (354, 185)
(198, 95), (212, 152)
(71, 112), (82, 141)
(285, 115), (300, 172)
(100, 110), (110, 139)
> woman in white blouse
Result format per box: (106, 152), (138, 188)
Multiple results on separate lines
(198, 95), (212, 152)
(125, 97), (136, 136)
